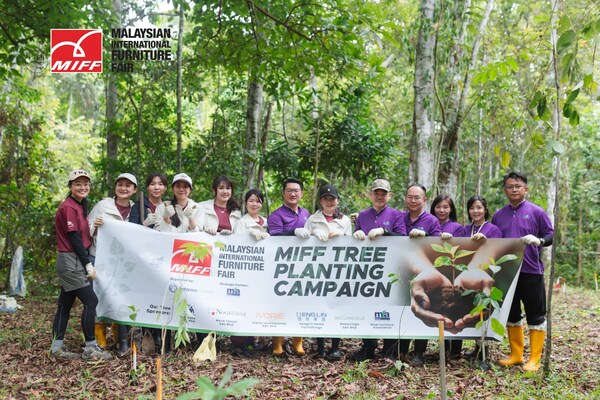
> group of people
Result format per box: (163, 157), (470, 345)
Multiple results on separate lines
(52, 170), (553, 373)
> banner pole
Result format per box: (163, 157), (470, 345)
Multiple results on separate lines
(438, 320), (447, 400)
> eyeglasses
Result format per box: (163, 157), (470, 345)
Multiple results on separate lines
(285, 189), (301, 194)
(406, 196), (422, 201)
(505, 185), (525, 191)
(72, 183), (90, 188)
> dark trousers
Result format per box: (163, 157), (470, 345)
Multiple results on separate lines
(52, 283), (98, 342)
(508, 273), (546, 326)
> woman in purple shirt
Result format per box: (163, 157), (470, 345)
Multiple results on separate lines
(462, 195), (502, 240)
(430, 195), (463, 240)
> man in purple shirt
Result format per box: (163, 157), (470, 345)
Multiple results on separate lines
(401, 183), (441, 366)
(268, 178), (310, 236)
(267, 178), (310, 357)
(349, 179), (406, 362)
(492, 172), (553, 373)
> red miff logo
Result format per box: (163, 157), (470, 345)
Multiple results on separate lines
(50, 29), (103, 73)
(170, 239), (212, 276)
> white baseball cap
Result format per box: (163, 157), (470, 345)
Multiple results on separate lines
(172, 173), (193, 188)
(115, 173), (138, 186)
(67, 169), (91, 185)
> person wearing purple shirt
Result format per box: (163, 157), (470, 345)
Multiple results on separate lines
(462, 195), (502, 239)
(492, 172), (553, 373)
(400, 184), (442, 366)
(349, 179), (406, 362)
(430, 195), (463, 240)
(267, 178), (310, 236)
(267, 178), (310, 357)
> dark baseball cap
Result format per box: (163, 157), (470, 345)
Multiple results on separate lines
(318, 184), (339, 199)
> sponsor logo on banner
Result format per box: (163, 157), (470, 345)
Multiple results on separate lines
(374, 310), (390, 321)
(256, 312), (285, 320)
(296, 311), (327, 322)
(50, 29), (103, 73)
(209, 308), (247, 317)
(227, 288), (240, 296)
(170, 239), (212, 276)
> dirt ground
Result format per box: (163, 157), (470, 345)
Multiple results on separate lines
(1, 286), (599, 399)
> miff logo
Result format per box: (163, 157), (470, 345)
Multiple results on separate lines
(170, 239), (212, 276)
(50, 29), (103, 73)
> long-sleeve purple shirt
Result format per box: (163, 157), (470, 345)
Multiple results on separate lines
(461, 221), (502, 239)
(404, 211), (441, 237)
(267, 204), (310, 235)
(492, 200), (554, 275)
(355, 205), (406, 235)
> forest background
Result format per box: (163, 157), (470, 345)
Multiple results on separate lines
(0, 0), (598, 293)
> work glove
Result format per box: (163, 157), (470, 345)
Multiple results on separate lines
(409, 229), (426, 238)
(353, 230), (366, 240)
(313, 229), (329, 242)
(294, 228), (310, 239)
(165, 205), (176, 217)
(521, 234), (541, 246)
(350, 213), (359, 223)
(85, 263), (97, 280)
(143, 209), (159, 227)
(368, 227), (385, 240)
(472, 233), (487, 241)
(250, 230), (269, 241)
(204, 226), (217, 236)
(440, 232), (453, 240)
(220, 229), (233, 235)
(183, 205), (198, 219)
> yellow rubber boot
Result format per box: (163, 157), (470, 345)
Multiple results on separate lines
(291, 337), (305, 356)
(272, 337), (284, 356)
(523, 330), (545, 372)
(95, 323), (107, 348)
(499, 325), (525, 366)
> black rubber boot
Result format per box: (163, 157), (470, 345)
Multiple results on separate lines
(317, 338), (326, 357)
(411, 340), (428, 367)
(116, 324), (130, 357)
(328, 338), (341, 361)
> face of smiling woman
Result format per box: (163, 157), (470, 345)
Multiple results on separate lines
(69, 176), (90, 202)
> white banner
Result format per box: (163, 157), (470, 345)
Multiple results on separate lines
(95, 220), (524, 340)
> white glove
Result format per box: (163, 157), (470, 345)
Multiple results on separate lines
(204, 226), (217, 235)
(440, 232), (453, 240)
(368, 227), (385, 240)
(313, 229), (329, 242)
(350, 213), (359, 223)
(294, 228), (310, 239)
(85, 263), (97, 280)
(353, 230), (366, 240)
(220, 229), (233, 235)
(143, 209), (159, 227)
(409, 229), (426, 238)
(472, 232), (487, 241)
(250, 230), (269, 241)
(165, 205), (176, 217)
(521, 234), (541, 246)
(183, 205), (197, 219)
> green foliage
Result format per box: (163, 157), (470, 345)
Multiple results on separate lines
(176, 364), (259, 400)
(431, 242), (476, 282)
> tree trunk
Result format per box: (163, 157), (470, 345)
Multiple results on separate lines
(243, 77), (263, 190)
(105, 0), (122, 191)
(437, 0), (494, 198)
(176, 3), (184, 173)
(257, 101), (273, 191)
(411, 0), (436, 189)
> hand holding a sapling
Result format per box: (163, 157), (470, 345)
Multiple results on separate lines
(411, 268), (455, 331)
(452, 268), (495, 330)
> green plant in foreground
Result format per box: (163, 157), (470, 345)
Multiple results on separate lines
(431, 242), (477, 283)
(176, 364), (259, 400)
